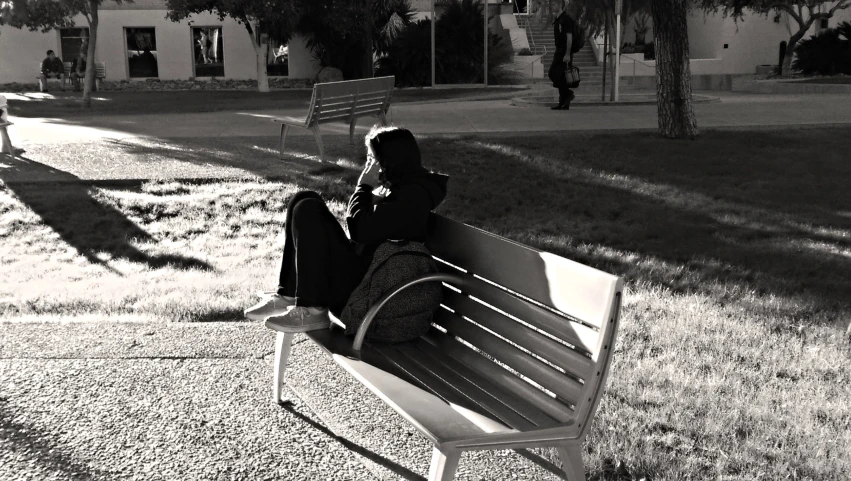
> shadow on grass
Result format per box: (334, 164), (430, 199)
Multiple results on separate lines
(418, 130), (851, 325)
(0, 396), (115, 480)
(0, 155), (214, 273)
(11, 128), (851, 327)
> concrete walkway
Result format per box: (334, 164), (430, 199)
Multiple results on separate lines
(7, 92), (851, 146)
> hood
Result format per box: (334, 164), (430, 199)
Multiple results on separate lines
(409, 171), (449, 210)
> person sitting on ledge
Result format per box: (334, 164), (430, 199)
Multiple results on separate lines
(39, 50), (66, 93)
(245, 126), (448, 333)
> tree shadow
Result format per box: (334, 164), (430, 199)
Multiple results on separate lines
(0, 154), (213, 273)
(0, 396), (115, 480)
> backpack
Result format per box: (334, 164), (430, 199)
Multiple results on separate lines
(571, 24), (586, 54)
(341, 241), (443, 343)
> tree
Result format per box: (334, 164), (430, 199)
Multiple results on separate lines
(165, 0), (299, 93)
(699, 0), (851, 75)
(1, 0), (124, 108)
(652, 0), (698, 138)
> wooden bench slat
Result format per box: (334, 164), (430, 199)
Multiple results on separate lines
(409, 338), (560, 428)
(433, 309), (585, 407)
(427, 216), (620, 329)
(373, 343), (536, 431)
(421, 328), (576, 423)
(315, 101), (386, 115)
(441, 290), (596, 382)
(438, 264), (600, 355)
(315, 91), (390, 103)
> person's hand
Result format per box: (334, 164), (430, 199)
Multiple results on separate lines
(358, 158), (381, 187)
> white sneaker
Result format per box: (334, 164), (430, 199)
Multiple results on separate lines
(244, 294), (296, 321)
(265, 306), (331, 333)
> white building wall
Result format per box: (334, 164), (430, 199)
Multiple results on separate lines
(0, 4), (319, 83)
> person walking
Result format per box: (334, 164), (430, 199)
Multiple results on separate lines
(548, 0), (577, 110)
(244, 126), (448, 333)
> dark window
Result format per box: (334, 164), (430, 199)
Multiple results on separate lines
(820, 19), (829, 29)
(723, 44), (729, 49)
(59, 28), (90, 63)
(126, 27), (159, 78)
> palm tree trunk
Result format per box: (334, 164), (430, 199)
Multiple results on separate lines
(651, 0), (698, 138)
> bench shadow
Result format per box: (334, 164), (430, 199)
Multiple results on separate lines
(0, 396), (115, 480)
(0, 154), (213, 273)
(279, 400), (426, 480)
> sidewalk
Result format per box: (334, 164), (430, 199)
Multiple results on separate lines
(0, 322), (569, 480)
(7, 92), (851, 146)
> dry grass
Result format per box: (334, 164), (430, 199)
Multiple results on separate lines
(2, 129), (850, 480)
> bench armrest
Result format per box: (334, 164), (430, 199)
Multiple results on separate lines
(352, 273), (466, 356)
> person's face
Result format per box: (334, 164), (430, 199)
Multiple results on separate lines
(48, 52), (55, 59)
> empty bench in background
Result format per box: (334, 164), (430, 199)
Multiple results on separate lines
(270, 214), (624, 480)
(271, 76), (395, 162)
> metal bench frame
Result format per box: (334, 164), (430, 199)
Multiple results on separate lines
(269, 214), (624, 480)
(271, 76), (394, 162)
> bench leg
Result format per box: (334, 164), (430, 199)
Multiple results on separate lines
(272, 332), (295, 406)
(428, 448), (460, 481)
(278, 124), (290, 160)
(310, 125), (325, 162)
(1, 128), (13, 156)
(556, 445), (586, 481)
(349, 118), (357, 145)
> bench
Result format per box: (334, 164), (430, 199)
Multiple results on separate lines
(1, 122), (16, 156)
(270, 214), (624, 480)
(38, 62), (106, 90)
(271, 76), (394, 162)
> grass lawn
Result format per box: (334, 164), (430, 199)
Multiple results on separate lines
(3, 87), (527, 118)
(2, 129), (850, 480)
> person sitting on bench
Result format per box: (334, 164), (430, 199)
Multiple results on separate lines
(245, 126), (448, 333)
(39, 50), (66, 93)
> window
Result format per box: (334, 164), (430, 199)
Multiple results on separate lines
(266, 40), (288, 77)
(192, 27), (224, 77)
(820, 19), (829, 29)
(125, 27), (159, 78)
(59, 28), (90, 63)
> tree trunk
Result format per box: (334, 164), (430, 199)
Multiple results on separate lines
(362, 0), (374, 78)
(82, 1), (98, 109)
(782, 31), (806, 77)
(245, 22), (269, 93)
(651, 0), (698, 138)
(252, 38), (270, 93)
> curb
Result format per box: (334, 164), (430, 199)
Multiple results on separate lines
(511, 93), (721, 107)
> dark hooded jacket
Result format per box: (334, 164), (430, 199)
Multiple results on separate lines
(345, 172), (448, 257)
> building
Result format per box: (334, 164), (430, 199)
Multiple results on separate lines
(0, 0), (320, 84)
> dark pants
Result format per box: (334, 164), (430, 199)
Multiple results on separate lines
(277, 191), (368, 315)
(549, 48), (574, 105)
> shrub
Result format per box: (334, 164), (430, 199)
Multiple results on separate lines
(793, 24), (851, 76)
(376, 0), (513, 86)
(643, 41), (655, 61)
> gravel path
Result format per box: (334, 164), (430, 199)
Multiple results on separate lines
(1, 323), (570, 480)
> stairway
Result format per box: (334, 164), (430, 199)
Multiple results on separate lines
(516, 14), (604, 87)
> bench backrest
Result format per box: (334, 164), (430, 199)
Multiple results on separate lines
(306, 76), (394, 126)
(425, 214), (623, 438)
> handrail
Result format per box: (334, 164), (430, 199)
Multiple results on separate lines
(351, 273), (467, 357)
